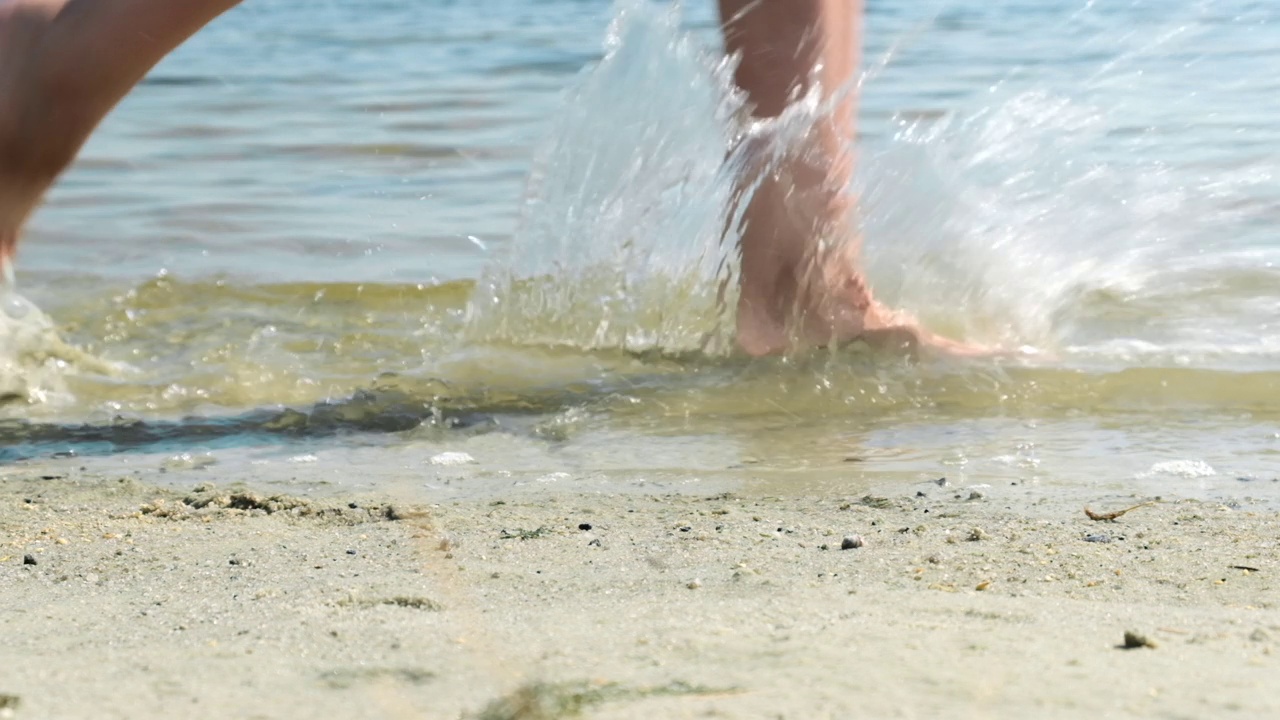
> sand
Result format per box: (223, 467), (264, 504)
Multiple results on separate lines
(2, 468), (1278, 719)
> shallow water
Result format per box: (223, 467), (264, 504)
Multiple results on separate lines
(3, 0), (1280, 503)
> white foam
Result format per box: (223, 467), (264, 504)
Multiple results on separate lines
(1138, 460), (1217, 479)
(429, 451), (477, 466)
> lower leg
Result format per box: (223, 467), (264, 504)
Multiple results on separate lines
(719, 2), (990, 358)
(719, 0), (867, 356)
(0, 0), (243, 263)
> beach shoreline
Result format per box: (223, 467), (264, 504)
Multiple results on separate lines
(2, 468), (1277, 719)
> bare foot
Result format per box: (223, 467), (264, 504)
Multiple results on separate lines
(736, 251), (993, 359)
(729, 159), (991, 358)
(862, 309), (998, 359)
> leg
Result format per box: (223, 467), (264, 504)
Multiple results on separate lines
(0, 0), (243, 263)
(719, 0), (864, 356)
(719, 1), (982, 356)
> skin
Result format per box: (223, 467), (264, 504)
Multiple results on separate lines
(718, 0), (982, 356)
(0, 0), (981, 356)
(0, 0), (243, 264)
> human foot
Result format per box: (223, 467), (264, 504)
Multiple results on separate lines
(734, 248), (992, 359)
(729, 154), (988, 358)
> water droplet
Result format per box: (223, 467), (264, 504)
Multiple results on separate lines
(3, 295), (29, 320)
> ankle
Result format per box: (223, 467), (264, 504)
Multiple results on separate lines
(0, 229), (15, 264)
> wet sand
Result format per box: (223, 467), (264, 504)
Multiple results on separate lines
(2, 469), (1278, 719)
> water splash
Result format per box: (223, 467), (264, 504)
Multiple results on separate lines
(848, 0), (1280, 366)
(8, 0), (1280, 466)
(1, 262), (109, 408)
(465, 1), (745, 356)
(463, 0), (1251, 361)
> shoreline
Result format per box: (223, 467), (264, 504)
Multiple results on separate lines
(2, 470), (1278, 719)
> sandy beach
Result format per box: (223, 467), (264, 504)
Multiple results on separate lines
(2, 468), (1277, 719)
(4, 0), (1280, 718)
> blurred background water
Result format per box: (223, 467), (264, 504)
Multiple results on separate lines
(2, 0), (1279, 503)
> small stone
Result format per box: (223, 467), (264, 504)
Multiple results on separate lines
(1084, 533), (1112, 543)
(967, 491), (984, 501)
(686, 579), (702, 589)
(967, 528), (987, 542)
(345, 549), (357, 555)
(1122, 631), (1156, 649)
(578, 523), (592, 531)
(22, 554), (36, 566)
(841, 535), (864, 550)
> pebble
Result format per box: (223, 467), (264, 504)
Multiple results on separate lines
(686, 579), (702, 589)
(0, 692), (20, 720)
(840, 535), (864, 550)
(22, 554), (36, 566)
(578, 523), (592, 531)
(1122, 630), (1157, 649)
(1084, 533), (1113, 543)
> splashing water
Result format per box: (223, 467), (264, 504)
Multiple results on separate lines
(460, 0), (1280, 363)
(0, 258), (110, 407)
(465, 2), (746, 356)
(3, 0), (1280, 501)
(1, 258), (26, 320)
(855, 0), (1280, 366)
(463, 1), (932, 359)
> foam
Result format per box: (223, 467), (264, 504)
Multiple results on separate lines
(0, 264), (115, 409)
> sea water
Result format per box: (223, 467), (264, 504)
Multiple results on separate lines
(2, 0), (1279, 503)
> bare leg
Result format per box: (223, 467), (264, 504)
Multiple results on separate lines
(0, 0), (243, 264)
(719, 1), (979, 356)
